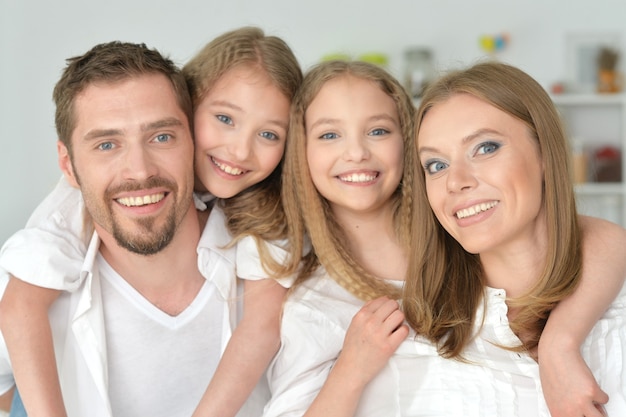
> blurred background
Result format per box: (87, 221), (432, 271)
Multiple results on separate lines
(1, 0), (625, 244)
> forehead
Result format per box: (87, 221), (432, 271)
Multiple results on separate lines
(73, 74), (188, 134)
(307, 75), (396, 119)
(419, 94), (517, 141)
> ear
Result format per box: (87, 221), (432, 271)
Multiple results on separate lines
(57, 141), (80, 188)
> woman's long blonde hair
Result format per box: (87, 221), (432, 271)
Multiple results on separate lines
(280, 60), (416, 300)
(183, 27), (302, 271)
(404, 61), (582, 357)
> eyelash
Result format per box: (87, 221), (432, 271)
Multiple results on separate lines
(476, 141), (500, 155)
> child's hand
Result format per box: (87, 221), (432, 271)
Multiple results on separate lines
(336, 296), (408, 387)
(539, 343), (608, 417)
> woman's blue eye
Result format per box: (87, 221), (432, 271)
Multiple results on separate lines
(424, 160), (448, 174)
(320, 132), (338, 140)
(217, 114), (233, 125)
(260, 131), (279, 141)
(98, 142), (114, 151)
(476, 141), (500, 155)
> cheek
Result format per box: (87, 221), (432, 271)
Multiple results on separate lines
(425, 181), (446, 216)
(258, 145), (285, 175)
(193, 118), (217, 151)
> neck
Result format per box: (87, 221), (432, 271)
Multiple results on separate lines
(96, 205), (204, 314)
(333, 204), (406, 281)
(480, 238), (546, 299)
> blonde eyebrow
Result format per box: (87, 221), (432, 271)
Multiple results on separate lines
(418, 128), (501, 155)
(309, 113), (398, 131)
(211, 100), (288, 130)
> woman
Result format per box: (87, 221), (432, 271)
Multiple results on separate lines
(407, 60), (626, 416)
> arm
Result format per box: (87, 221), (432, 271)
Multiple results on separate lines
(303, 297), (408, 417)
(192, 278), (286, 417)
(0, 276), (66, 417)
(539, 215), (626, 417)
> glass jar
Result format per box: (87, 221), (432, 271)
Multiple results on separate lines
(404, 47), (434, 99)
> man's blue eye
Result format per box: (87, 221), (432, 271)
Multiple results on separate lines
(155, 134), (170, 143)
(98, 142), (114, 151)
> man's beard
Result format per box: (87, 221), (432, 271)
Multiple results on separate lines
(110, 208), (178, 255)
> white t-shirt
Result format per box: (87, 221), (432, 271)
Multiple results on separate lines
(98, 254), (223, 417)
(264, 268), (626, 417)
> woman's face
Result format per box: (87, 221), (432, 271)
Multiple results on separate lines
(304, 75), (404, 219)
(417, 93), (546, 256)
(193, 65), (290, 198)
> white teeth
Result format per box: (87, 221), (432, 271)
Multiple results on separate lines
(212, 157), (245, 176)
(339, 173), (377, 183)
(117, 193), (165, 207)
(455, 201), (498, 219)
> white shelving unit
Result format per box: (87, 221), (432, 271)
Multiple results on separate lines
(552, 93), (626, 226)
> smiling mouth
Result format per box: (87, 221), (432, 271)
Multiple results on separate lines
(455, 201), (499, 219)
(337, 172), (379, 183)
(211, 157), (247, 176)
(117, 193), (165, 207)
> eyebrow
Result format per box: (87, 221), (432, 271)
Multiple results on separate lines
(418, 128), (501, 155)
(308, 113), (398, 131)
(83, 117), (185, 141)
(211, 99), (289, 130)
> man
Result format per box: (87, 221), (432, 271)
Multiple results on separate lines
(0, 42), (266, 417)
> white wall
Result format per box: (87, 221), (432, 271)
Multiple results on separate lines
(1, 0), (624, 244)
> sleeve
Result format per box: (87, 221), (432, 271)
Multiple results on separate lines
(0, 267), (15, 394)
(0, 177), (88, 291)
(263, 300), (345, 417)
(583, 282), (626, 416)
(236, 237), (296, 288)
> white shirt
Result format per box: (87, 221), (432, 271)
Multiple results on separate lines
(264, 269), (626, 417)
(99, 254), (223, 417)
(0, 177), (273, 417)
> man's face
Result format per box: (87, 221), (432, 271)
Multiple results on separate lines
(58, 73), (195, 254)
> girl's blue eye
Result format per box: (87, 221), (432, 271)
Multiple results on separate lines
(320, 132), (338, 140)
(98, 142), (114, 151)
(217, 114), (233, 125)
(370, 128), (389, 136)
(260, 131), (279, 141)
(476, 141), (500, 155)
(424, 160), (448, 174)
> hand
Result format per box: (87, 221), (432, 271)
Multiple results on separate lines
(335, 296), (409, 387)
(539, 343), (608, 417)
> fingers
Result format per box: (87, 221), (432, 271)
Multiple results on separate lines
(359, 297), (405, 331)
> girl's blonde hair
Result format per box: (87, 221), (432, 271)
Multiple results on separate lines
(183, 27), (302, 271)
(404, 61), (582, 358)
(280, 60), (416, 300)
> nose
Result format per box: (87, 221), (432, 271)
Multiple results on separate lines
(446, 161), (477, 193)
(342, 135), (370, 162)
(226, 133), (253, 161)
(121, 142), (157, 181)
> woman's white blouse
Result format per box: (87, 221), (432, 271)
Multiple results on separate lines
(264, 270), (626, 417)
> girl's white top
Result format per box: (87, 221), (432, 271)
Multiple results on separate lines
(264, 268), (626, 417)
